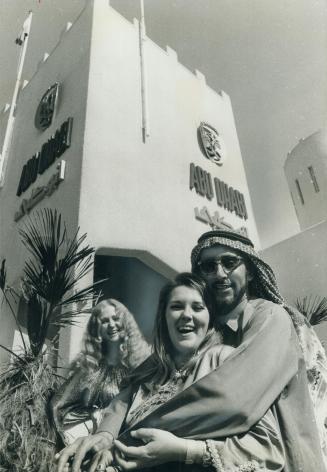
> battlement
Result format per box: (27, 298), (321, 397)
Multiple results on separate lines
(16, 0), (228, 105)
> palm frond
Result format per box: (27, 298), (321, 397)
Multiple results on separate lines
(57, 278), (107, 308)
(17, 208), (107, 354)
(26, 293), (50, 357)
(19, 209), (66, 277)
(295, 295), (327, 326)
(20, 209), (95, 307)
(0, 343), (28, 364)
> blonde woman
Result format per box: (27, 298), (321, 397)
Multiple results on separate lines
(51, 299), (150, 445)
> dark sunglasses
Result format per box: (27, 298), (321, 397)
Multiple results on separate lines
(197, 255), (244, 275)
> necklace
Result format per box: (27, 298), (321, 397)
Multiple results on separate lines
(127, 367), (188, 426)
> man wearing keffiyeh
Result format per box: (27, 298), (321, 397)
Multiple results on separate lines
(188, 229), (327, 471)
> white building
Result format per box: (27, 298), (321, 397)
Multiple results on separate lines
(284, 129), (327, 230)
(0, 1), (258, 363)
(262, 129), (327, 346)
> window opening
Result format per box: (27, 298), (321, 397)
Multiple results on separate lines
(295, 179), (304, 205)
(308, 166), (320, 193)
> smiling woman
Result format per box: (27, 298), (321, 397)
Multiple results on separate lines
(50, 299), (150, 445)
(165, 285), (210, 368)
(98, 303), (122, 343)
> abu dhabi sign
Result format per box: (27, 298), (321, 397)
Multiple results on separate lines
(189, 162), (248, 220)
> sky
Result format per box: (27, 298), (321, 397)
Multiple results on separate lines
(0, 0), (326, 248)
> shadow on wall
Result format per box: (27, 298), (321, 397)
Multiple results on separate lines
(94, 255), (169, 342)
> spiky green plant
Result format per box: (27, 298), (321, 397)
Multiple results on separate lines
(295, 295), (327, 326)
(0, 208), (106, 471)
(18, 208), (100, 356)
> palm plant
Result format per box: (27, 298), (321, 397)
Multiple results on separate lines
(18, 208), (99, 356)
(295, 295), (327, 326)
(0, 208), (105, 471)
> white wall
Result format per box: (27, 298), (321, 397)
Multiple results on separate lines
(262, 220), (327, 347)
(79, 2), (259, 279)
(284, 129), (327, 230)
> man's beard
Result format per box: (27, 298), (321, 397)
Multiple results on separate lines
(210, 285), (247, 317)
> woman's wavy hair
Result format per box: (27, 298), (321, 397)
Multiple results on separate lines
(70, 299), (150, 374)
(128, 272), (222, 389)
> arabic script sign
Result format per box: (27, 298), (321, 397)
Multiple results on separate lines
(14, 160), (66, 222)
(195, 206), (248, 237)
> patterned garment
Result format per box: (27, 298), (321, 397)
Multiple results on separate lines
(126, 370), (188, 427)
(52, 364), (129, 445)
(100, 344), (285, 471)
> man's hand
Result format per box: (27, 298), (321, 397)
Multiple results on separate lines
(114, 428), (187, 470)
(55, 432), (113, 472)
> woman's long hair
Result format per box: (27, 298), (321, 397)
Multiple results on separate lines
(67, 299), (150, 406)
(71, 299), (149, 373)
(127, 273), (222, 390)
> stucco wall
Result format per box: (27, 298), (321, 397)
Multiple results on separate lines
(284, 129), (327, 230)
(79, 2), (259, 278)
(261, 221), (327, 347)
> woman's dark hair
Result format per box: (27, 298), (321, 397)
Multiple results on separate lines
(127, 272), (222, 390)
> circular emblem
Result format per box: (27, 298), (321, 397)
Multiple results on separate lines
(198, 122), (227, 166)
(34, 83), (59, 131)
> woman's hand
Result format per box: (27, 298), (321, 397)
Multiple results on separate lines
(55, 432), (114, 472)
(114, 428), (187, 470)
(89, 449), (114, 472)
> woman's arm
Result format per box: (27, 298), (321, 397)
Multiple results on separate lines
(56, 385), (133, 472)
(50, 369), (88, 438)
(97, 384), (132, 437)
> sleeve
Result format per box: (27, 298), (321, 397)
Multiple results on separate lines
(97, 385), (133, 438)
(119, 302), (299, 442)
(51, 369), (86, 426)
(210, 409), (285, 471)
